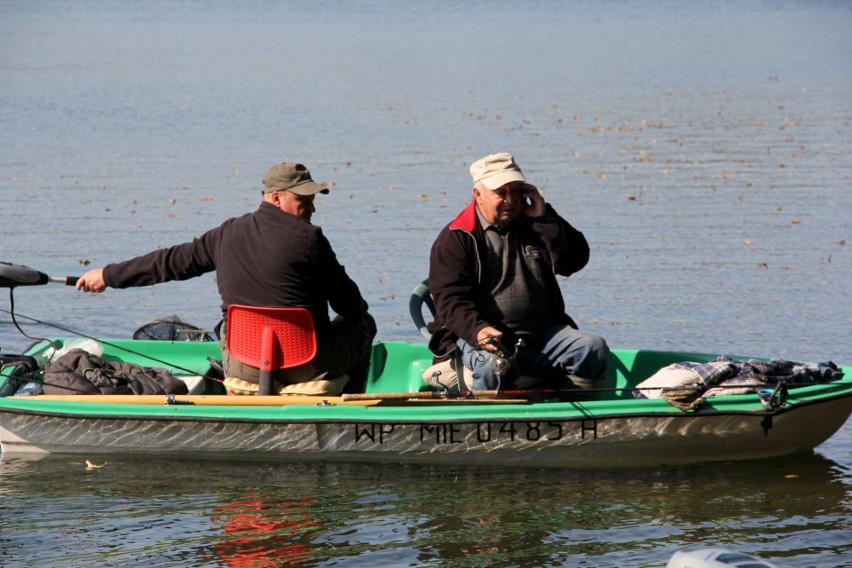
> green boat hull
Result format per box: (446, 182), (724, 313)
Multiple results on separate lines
(1, 339), (850, 467)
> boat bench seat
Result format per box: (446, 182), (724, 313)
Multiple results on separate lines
(365, 341), (434, 395)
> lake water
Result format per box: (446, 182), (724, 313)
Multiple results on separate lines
(1, 1), (850, 566)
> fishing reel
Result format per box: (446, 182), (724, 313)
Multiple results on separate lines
(479, 336), (526, 380)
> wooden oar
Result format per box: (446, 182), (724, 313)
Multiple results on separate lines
(21, 394), (528, 406)
(22, 394), (372, 406)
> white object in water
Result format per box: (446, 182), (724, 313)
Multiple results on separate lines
(667, 548), (781, 568)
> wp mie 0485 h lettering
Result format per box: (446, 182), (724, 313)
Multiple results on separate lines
(352, 421), (596, 446)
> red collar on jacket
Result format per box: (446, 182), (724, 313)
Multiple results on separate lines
(448, 199), (479, 233)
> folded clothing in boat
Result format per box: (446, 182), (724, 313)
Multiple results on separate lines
(42, 348), (189, 395)
(634, 356), (842, 400)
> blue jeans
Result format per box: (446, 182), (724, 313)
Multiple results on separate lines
(456, 325), (609, 391)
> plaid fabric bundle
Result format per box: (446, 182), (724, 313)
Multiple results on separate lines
(635, 355), (843, 401)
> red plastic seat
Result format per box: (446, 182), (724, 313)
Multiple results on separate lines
(226, 305), (317, 395)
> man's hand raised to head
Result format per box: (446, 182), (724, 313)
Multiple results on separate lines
(521, 183), (546, 218)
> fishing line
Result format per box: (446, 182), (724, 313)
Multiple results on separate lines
(0, 303), (221, 381)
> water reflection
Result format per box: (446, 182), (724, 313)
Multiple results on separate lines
(0, 453), (848, 566)
(1, 0), (851, 565)
(211, 494), (322, 567)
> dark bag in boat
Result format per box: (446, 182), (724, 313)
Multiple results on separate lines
(0, 354), (39, 378)
(42, 349), (189, 396)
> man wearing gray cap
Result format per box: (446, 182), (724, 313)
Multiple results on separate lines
(76, 162), (376, 394)
(426, 152), (608, 395)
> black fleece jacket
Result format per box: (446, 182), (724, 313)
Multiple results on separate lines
(103, 202), (369, 341)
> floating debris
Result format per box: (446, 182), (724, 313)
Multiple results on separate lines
(85, 459), (107, 470)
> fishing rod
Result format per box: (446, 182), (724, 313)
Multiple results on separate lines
(342, 387), (605, 401)
(340, 382), (808, 402)
(0, 261), (221, 381)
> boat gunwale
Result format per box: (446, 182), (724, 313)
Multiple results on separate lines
(1, 388), (849, 425)
(2, 339), (849, 425)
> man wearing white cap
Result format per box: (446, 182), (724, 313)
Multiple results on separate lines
(76, 161), (376, 395)
(426, 152), (608, 394)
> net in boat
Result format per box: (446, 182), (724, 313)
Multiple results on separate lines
(133, 315), (216, 342)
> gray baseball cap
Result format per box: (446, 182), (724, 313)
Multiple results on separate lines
(262, 162), (330, 196)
